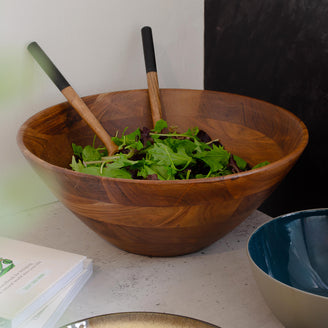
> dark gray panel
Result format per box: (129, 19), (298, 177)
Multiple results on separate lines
(204, 0), (328, 215)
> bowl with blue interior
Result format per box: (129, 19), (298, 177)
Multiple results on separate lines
(248, 208), (328, 328)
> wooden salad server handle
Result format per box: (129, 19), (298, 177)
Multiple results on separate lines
(27, 42), (118, 156)
(141, 26), (163, 127)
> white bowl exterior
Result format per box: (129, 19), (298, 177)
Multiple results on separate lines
(250, 258), (328, 328)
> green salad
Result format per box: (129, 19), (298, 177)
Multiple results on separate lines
(70, 119), (269, 180)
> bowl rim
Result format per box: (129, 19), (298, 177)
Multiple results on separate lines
(60, 311), (221, 328)
(17, 88), (309, 185)
(247, 208), (328, 300)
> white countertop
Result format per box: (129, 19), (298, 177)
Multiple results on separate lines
(2, 201), (283, 328)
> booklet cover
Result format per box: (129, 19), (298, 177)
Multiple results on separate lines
(20, 258), (93, 328)
(0, 237), (86, 328)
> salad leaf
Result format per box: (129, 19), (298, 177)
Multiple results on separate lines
(153, 119), (168, 133)
(147, 142), (193, 168)
(72, 143), (83, 157)
(70, 156), (132, 179)
(194, 144), (230, 172)
(233, 155), (248, 171)
(252, 161), (270, 169)
(70, 156), (85, 171)
(82, 145), (102, 162)
(105, 153), (140, 169)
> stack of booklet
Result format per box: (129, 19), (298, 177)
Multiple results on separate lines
(0, 237), (93, 328)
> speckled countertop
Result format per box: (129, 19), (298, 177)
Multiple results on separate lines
(2, 202), (284, 328)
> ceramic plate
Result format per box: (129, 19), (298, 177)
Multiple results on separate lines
(61, 312), (220, 328)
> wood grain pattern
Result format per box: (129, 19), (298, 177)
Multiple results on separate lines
(17, 89), (308, 256)
(61, 86), (118, 156)
(146, 71), (162, 126)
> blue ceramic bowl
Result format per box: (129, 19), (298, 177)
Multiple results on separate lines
(248, 208), (328, 328)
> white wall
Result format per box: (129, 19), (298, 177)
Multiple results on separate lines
(0, 0), (204, 216)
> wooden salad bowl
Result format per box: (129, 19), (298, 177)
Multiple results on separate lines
(17, 89), (308, 256)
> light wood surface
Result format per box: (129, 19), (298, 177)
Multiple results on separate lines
(61, 86), (118, 156)
(146, 71), (162, 126)
(17, 89), (308, 256)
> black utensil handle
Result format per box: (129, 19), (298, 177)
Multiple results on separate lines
(141, 26), (157, 73)
(27, 41), (70, 91)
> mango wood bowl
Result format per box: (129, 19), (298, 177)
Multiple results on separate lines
(17, 89), (308, 256)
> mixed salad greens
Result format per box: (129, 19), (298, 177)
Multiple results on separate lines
(70, 119), (269, 180)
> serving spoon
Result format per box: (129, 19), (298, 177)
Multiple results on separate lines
(141, 26), (163, 127)
(27, 42), (118, 156)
